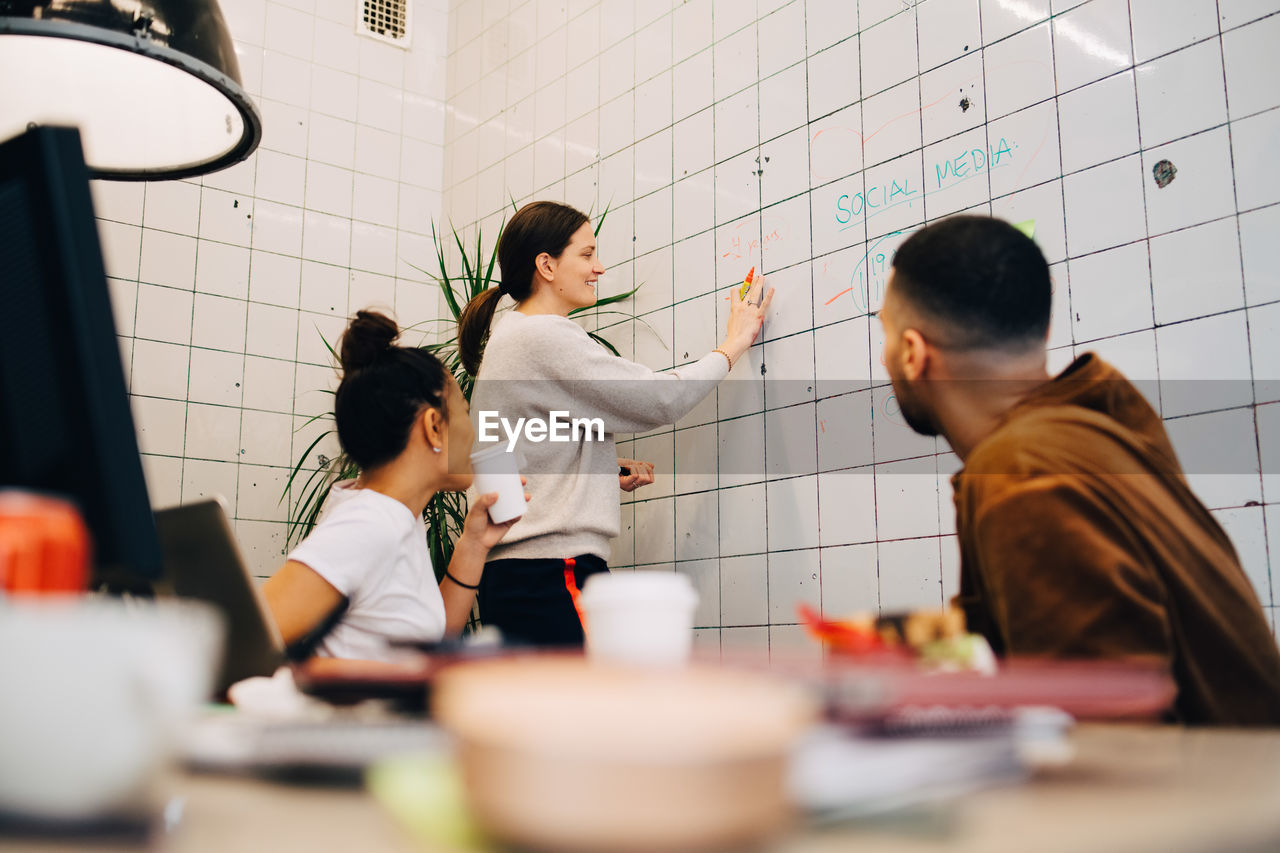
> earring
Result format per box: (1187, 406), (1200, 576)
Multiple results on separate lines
(432, 446), (442, 453)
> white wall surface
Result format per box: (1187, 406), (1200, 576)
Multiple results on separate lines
(441, 0), (1280, 658)
(94, 0), (451, 578)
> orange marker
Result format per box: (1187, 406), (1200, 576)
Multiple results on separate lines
(739, 266), (755, 300)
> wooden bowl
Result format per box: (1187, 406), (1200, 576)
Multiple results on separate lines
(433, 656), (816, 852)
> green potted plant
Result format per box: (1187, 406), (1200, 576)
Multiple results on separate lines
(283, 209), (637, 595)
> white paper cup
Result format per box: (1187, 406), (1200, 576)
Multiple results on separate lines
(579, 572), (698, 666)
(470, 445), (525, 524)
(0, 597), (223, 819)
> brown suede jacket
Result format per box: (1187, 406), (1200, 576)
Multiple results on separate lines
(954, 353), (1280, 725)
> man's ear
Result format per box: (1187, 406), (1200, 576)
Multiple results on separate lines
(535, 252), (555, 282)
(900, 328), (930, 381)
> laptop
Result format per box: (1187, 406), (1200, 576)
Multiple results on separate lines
(153, 499), (284, 695)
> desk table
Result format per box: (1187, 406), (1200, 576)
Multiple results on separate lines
(9, 724), (1280, 853)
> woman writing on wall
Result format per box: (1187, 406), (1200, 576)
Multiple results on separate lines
(458, 201), (772, 646)
(263, 310), (521, 660)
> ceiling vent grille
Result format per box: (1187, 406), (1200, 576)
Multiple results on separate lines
(358, 0), (411, 48)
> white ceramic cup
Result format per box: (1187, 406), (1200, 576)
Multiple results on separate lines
(0, 597), (223, 819)
(579, 572), (698, 666)
(469, 445), (525, 524)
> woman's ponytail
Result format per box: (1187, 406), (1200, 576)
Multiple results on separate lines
(458, 285), (503, 376)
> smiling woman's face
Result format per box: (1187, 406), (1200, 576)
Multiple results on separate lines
(546, 222), (605, 311)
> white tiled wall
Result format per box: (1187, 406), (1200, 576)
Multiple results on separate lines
(440, 0), (1280, 652)
(96, 0), (450, 578)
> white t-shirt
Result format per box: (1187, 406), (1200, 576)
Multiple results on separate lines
(287, 480), (446, 660)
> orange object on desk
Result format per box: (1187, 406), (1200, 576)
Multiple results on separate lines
(800, 604), (876, 651)
(0, 491), (90, 594)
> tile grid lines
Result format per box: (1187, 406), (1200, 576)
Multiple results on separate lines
(682, 1), (721, 641)
(828, 1), (1255, 583)
(852, 0), (880, 620)
(292, 61), (340, 534)
(186, 8), (384, 550)
(912, 0), (947, 612)
(120, 209), (145, 509)
(391, 12), (419, 350)
(609, 376), (1275, 453)
(530, 103), (1280, 297)
(709, 0), (727, 649)
(295, 44), (343, 526)
(591, 337), (1274, 489)
(475, 61), (1280, 291)
(452, 6), (1280, 205)
(596, 201), (1280, 355)
(440, 0), (1280, 614)
(100, 223), (433, 283)
(676, 0), (706, 647)
(614, 0), (639, 580)
(212, 1), (265, 539)
(121, 203), (143, 408)
(616, 396), (1273, 508)
(925, 0), (954, 612)
(92, 8), (430, 558)
(622, 452), (1277, 514)
(752, 4), (771, 655)
(634, 532), (955, 566)
(1119, 0), (1164, 422)
(178, 184), (200, 523)
(958, 0), (1000, 612)
(481, 23), (1280, 239)
(799, 0), (826, 628)
(1214, 0), (1275, 610)
(231, 111), (261, 540)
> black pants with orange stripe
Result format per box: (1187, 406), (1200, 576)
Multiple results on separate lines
(476, 554), (609, 647)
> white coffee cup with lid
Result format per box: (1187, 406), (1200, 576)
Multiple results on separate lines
(0, 597), (223, 819)
(469, 445), (525, 524)
(579, 571), (698, 666)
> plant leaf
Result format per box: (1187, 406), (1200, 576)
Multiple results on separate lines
(593, 199), (611, 237)
(583, 284), (641, 311)
(431, 222), (463, 321)
(281, 429), (333, 503)
(481, 223), (502, 294)
(588, 331), (621, 356)
(318, 325), (339, 362)
(452, 225), (476, 287)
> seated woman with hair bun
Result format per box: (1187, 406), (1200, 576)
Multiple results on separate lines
(262, 310), (522, 661)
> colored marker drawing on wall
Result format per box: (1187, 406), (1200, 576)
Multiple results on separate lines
(833, 137), (1019, 234)
(823, 232), (905, 314)
(719, 213), (788, 264)
(823, 218), (1040, 315)
(819, 118), (1046, 312)
(933, 138), (1015, 191)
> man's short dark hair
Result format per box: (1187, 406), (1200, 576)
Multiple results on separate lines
(891, 216), (1051, 349)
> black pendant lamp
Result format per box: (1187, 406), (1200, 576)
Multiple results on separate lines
(0, 0), (262, 180)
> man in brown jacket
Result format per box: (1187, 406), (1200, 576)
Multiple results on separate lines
(878, 215), (1280, 725)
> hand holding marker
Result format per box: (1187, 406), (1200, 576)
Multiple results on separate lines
(720, 266), (773, 366)
(740, 266), (759, 305)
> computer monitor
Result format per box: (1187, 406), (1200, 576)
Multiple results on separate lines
(0, 126), (163, 589)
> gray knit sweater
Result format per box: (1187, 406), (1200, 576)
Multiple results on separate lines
(470, 310), (729, 562)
